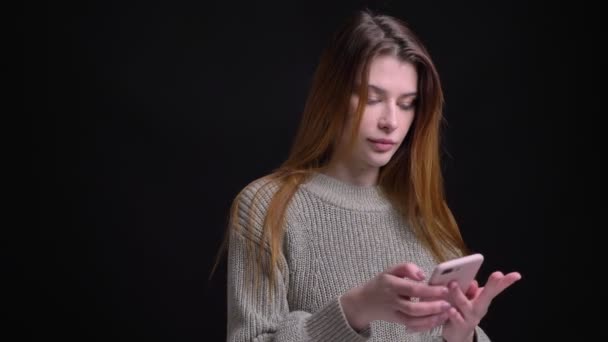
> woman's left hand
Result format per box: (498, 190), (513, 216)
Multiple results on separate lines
(441, 271), (522, 342)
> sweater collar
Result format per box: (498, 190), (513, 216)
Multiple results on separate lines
(300, 172), (392, 211)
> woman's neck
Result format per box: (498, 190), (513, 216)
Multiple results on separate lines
(321, 159), (379, 187)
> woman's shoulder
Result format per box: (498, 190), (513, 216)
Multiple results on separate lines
(230, 174), (294, 241)
(234, 174), (282, 211)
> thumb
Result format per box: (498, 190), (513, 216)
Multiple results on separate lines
(465, 280), (479, 299)
(386, 262), (425, 281)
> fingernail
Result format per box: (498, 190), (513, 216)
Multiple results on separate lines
(441, 287), (449, 295)
(441, 302), (451, 310)
(417, 270), (425, 279)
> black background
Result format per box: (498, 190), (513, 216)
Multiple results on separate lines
(26, 0), (593, 341)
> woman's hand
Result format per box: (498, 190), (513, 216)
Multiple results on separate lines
(441, 271), (522, 342)
(340, 263), (452, 332)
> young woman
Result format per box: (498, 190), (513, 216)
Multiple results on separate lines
(218, 9), (521, 342)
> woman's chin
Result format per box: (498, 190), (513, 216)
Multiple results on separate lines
(366, 155), (394, 168)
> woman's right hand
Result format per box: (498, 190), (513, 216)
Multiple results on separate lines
(340, 263), (452, 332)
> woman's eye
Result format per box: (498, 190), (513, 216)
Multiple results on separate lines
(400, 99), (417, 110)
(366, 98), (416, 110)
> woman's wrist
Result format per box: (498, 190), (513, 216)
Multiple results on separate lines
(339, 287), (370, 332)
(443, 331), (475, 342)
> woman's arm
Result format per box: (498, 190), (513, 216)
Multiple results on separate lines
(227, 181), (455, 341)
(226, 186), (370, 342)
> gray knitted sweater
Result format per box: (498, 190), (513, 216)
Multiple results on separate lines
(227, 172), (490, 342)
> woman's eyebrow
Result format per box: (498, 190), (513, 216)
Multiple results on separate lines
(368, 84), (417, 98)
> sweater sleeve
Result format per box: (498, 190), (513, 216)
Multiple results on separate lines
(429, 325), (490, 342)
(474, 326), (491, 342)
(226, 180), (371, 342)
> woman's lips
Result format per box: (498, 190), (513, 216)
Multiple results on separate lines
(368, 138), (395, 152)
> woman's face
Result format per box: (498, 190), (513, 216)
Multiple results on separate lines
(334, 54), (418, 172)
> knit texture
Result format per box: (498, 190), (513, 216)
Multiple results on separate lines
(227, 172), (490, 342)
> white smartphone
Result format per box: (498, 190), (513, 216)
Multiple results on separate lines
(428, 253), (484, 292)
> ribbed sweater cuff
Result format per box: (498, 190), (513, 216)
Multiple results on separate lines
(306, 297), (371, 341)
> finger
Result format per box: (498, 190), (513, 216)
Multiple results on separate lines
(406, 314), (449, 332)
(472, 285), (484, 301)
(447, 307), (465, 326)
(475, 272), (503, 305)
(465, 280), (479, 299)
(394, 278), (449, 298)
(396, 298), (451, 317)
(448, 281), (473, 319)
(386, 262), (426, 281)
(482, 272), (521, 300)
(477, 272), (521, 306)
(397, 311), (450, 332)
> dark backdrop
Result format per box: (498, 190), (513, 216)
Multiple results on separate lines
(27, 1), (588, 341)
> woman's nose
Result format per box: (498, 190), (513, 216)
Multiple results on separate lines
(379, 105), (398, 131)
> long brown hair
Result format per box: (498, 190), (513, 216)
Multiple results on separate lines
(211, 9), (468, 287)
